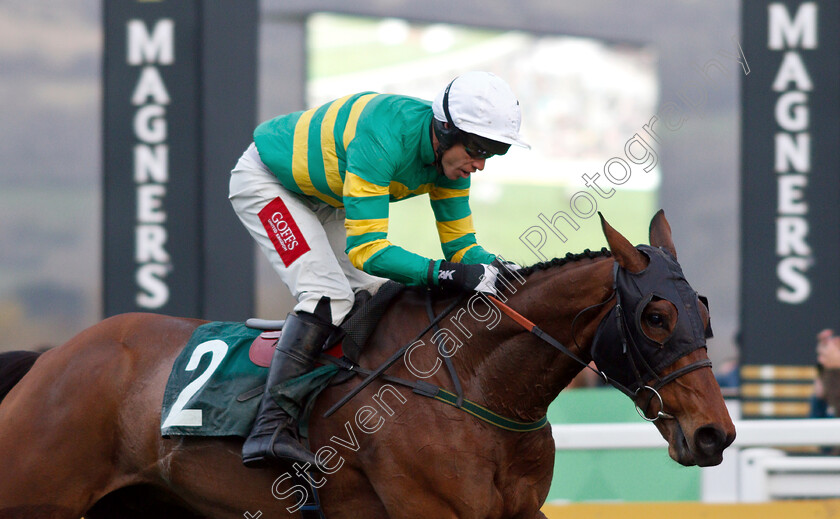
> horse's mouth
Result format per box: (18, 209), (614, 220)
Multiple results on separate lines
(669, 422), (728, 467)
(669, 423), (696, 466)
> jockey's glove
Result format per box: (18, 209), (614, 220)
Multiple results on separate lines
(494, 259), (522, 273)
(491, 259), (524, 291)
(436, 261), (499, 296)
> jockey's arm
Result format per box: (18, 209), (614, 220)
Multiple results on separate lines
(341, 125), (497, 290)
(343, 170), (501, 293)
(343, 170), (440, 286)
(429, 175), (497, 265)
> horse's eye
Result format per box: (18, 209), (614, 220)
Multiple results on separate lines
(646, 314), (665, 327)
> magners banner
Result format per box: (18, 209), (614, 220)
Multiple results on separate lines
(103, 0), (257, 319)
(741, 1), (840, 366)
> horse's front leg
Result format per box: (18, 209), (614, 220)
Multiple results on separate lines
(362, 445), (503, 519)
(316, 446), (469, 519)
(375, 481), (493, 519)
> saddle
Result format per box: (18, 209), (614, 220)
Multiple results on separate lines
(159, 282), (408, 441)
(247, 281), (406, 368)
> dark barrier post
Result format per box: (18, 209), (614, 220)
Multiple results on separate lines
(741, 2), (840, 358)
(103, 0), (256, 320)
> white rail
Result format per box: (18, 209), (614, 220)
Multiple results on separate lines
(739, 448), (840, 502)
(551, 418), (840, 450)
(550, 418), (840, 502)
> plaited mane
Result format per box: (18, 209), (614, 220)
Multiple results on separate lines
(517, 248), (611, 277)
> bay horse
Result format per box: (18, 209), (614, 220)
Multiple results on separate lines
(0, 211), (734, 518)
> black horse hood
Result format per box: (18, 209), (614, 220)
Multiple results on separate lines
(591, 245), (712, 392)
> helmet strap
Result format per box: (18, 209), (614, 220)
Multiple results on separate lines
(442, 79), (455, 127)
(432, 78), (464, 174)
(430, 123), (445, 174)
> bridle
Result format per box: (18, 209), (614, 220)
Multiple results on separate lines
(325, 248), (714, 428)
(600, 261), (713, 421)
(491, 247), (714, 423)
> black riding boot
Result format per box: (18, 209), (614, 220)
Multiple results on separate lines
(242, 311), (336, 468)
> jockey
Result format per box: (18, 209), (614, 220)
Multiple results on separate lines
(229, 71), (530, 469)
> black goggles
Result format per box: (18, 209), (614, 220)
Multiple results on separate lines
(462, 133), (510, 160)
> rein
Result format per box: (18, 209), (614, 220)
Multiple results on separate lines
(490, 294), (695, 422)
(489, 258), (713, 422)
(320, 291), (548, 432)
(325, 253), (713, 428)
(322, 294), (466, 418)
(320, 354), (548, 431)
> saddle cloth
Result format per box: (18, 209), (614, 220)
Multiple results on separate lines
(160, 321), (341, 438)
(160, 281), (406, 438)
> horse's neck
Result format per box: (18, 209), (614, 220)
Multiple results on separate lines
(456, 257), (615, 422)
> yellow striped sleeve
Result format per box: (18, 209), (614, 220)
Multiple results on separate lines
(430, 187), (470, 200)
(291, 108), (315, 193)
(347, 238), (391, 269)
(389, 181), (434, 200)
(435, 215), (476, 243)
(321, 94), (354, 198)
(291, 108), (339, 206)
(344, 171), (389, 197)
(345, 218), (389, 237)
(342, 93), (378, 146)
(451, 244), (479, 263)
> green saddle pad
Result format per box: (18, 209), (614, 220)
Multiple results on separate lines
(161, 321), (338, 438)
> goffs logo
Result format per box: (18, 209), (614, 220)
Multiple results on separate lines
(268, 212), (299, 252)
(258, 197), (311, 267)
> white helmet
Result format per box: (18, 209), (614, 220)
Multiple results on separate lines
(432, 71), (530, 150)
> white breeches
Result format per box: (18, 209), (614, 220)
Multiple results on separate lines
(229, 143), (387, 325)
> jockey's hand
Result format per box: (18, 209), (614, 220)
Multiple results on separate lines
(493, 259), (522, 273)
(436, 261), (499, 296)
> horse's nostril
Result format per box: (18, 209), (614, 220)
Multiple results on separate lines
(694, 424), (726, 456)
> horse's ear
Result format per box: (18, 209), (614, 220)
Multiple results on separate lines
(649, 209), (677, 259)
(599, 212), (648, 273)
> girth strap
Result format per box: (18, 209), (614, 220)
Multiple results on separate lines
(426, 292), (465, 408)
(431, 388), (547, 432)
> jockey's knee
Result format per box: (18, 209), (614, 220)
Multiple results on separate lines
(355, 277), (388, 296)
(296, 293), (353, 326)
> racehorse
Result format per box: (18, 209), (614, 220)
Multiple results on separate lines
(0, 211), (734, 518)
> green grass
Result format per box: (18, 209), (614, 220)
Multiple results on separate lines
(308, 14), (503, 79)
(387, 182), (657, 267)
(546, 388), (700, 503)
